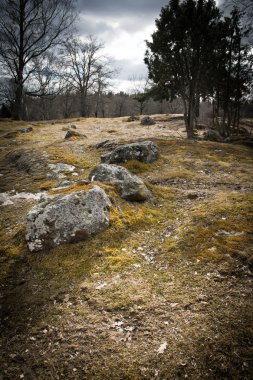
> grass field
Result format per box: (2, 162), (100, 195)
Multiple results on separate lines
(0, 115), (252, 380)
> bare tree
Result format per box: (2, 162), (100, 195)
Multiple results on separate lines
(0, 77), (16, 113)
(94, 63), (117, 117)
(129, 75), (151, 115)
(221, 0), (253, 39)
(64, 36), (116, 117)
(0, 0), (76, 120)
(61, 84), (77, 119)
(26, 52), (67, 98)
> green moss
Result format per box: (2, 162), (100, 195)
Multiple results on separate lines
(46, 146), (91, 167)
(176, 193), (253, 263)
(122, 159), (155, 173)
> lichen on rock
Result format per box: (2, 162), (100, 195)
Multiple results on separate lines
(26, 185), (111, 252)
(89, 163), (151, 202)
(101, 141), (159, 164)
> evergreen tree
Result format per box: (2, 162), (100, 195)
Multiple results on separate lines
(213, 7), (252, 136)
(145, 0), (222, 138)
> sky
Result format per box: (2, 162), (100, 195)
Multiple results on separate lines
(77, 0), (169, 92)
(76, 1), (231, 93)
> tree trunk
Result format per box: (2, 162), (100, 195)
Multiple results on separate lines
(186, 96), (195, 138)
(13, 82), (24, 120)
(80, 92), (86, 117)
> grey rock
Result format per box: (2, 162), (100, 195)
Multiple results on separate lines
(6, 149), (47, 174)
(64, 130), (83, 139)
(127, 115), (139, 122)
(69, 124), (77, 129)
(204, 129), (223, 142)
(18, 127), (33, 133)
(101, 141), (159, 164)
(93, 139), (118, 151)
(26, 186), (111, 252)
(140, 116), (156, 125)
(89, 164), (151, 202)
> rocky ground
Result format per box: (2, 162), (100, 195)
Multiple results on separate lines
(0, 115), (252, 380)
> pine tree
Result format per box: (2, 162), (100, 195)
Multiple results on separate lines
(145, 0), (222, 138)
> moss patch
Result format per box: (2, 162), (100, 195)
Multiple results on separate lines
(0, 118), (253, 380)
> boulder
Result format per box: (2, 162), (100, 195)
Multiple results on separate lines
(89, 164), (151, 202)
(18, 127), (33, 133)
(127, 115), (139, 122)
(6, 149), (47, 174)
(204, 129), (223, 142)
(26, 186), (111, 252)
(64, 130), (84, 139)
(93, 139), (118, 151)
(101, 141), (159, 164)
(140, 116), (156, 125)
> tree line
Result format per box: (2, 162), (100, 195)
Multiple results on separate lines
(0, 0), (252, 135)
(0, 0), (120, 119)
(145, 0), (253, 138)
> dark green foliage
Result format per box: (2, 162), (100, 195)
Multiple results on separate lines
(212, 8), (253, 136)
(145, 0), (222, 138)
(145, 0), (252, 138)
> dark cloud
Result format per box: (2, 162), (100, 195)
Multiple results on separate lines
(77, 0), (169, 17)
(75, 0), (169, 90)
(78, 18), (115, 37)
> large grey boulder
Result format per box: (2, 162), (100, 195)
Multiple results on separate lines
(26, 186), (111, 252)
(6, 149), (47, 174)
(140, 116), (156, 125)
(89, 164), (151, 202)
(101, 141), (159, 164)
(204, 129), (223, 142)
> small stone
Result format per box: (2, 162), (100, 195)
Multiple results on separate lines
(157, 342), (167, 354)
(64, 130), (86, 140)
(140, 116), (156, 126)
(18, 127), (33, 133)
(187, 193), (198, 200)
(89, 164), (151, 202)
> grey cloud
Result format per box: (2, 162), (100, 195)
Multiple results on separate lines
(113, 59), (148, 80)
(78, 18), (116, 37)
(77, 0), (169, 16)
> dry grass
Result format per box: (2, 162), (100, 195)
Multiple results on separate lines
(0, 116), (252, 380)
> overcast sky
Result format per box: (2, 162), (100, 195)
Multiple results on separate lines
(77, 0), (169, 92)
(76, 1), (227, 93)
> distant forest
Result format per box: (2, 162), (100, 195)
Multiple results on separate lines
(0, 0), (252, 135)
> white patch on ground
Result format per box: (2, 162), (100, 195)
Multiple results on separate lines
(157, 342), (168, 354)
(95, 281), (107, 290)
(48, 163), (76, 173)
(0, 191), (49, 206)
(215, 230), (244, 236)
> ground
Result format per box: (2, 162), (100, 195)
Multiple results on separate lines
(0, 115), (252, 380)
